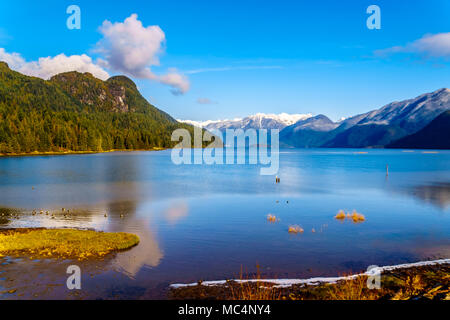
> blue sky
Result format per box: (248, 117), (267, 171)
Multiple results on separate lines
(0, 0), (449, 121)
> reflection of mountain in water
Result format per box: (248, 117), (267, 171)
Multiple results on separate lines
(409, 183), (450, 209)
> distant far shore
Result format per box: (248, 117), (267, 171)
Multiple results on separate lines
(1, 147), (448, 159)
(0, 148), (167, 158)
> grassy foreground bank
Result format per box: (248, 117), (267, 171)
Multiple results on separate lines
(0, 228), (139, 260)
(170, 263), (450, 300)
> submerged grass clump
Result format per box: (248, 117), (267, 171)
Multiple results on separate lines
(335, 210), (365, 223)
(288, 225), (304, 234)
(0, 228), (139, 260)
(335, 210), (346, 220)
(350, 210), (365, 223)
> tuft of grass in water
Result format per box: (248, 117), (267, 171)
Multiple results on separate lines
(350, 210), (365, 223)
(266, 214), (279, 223)
(0, 228), (139, 260)
(335, 210), (346, 220)
(288, 225), (304, 234)
(335, 210), (365, 223)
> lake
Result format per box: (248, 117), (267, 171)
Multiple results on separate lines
(1, 149), (449, 299)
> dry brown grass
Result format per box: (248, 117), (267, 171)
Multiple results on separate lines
(228, 271), (381, 300)
(327, 275), (379, 300)
(170, 264), (450, 300)
(266, 214), (279, 223)
(288, 225), (304, 234)
(230, 265), (282, 300)
(350, 210), (365, 223)
(335, 210), (365, 223)
(335, 210), (346, 220)
(392, 275), (426, 300)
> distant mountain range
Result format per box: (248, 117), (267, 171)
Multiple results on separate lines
(321, 88), (450, 148)
(2, 59), (447, 153)
(279, 114), (341, 148)
(182, 88), (450, 149)
(179, 113), (312, 131)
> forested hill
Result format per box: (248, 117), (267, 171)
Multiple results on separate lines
(0, 61), (194, 154)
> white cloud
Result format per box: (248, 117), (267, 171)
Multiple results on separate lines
(0, 48), (110, 80)
(159, 70), (190, 95)
(0, 14), (189, 94)
(96, 14), (190, 95)
(375, 32), (450, 58)
(0, 48), (24, 68)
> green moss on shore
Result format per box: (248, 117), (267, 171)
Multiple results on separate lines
(0, 228), (139, 260)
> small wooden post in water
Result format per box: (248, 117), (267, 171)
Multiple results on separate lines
(386, 164), (389, 176)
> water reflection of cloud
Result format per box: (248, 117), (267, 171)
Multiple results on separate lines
(110, 199), (190, 277)
(165, 201), (189, 224)
(111, 218), (163, 278)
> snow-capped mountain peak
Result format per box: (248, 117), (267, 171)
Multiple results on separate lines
(178, 113), (312, 131)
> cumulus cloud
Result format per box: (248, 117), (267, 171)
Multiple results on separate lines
(0, 48), (110, 80)
(196, 97), (217, 105)
(375, 32), (450, 58)
(96, 14), (190, 95)
(159, 70), (190, 95)
(0, 14), (189, 94)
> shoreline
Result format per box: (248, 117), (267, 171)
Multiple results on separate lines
(170, 259), (450, 300)
(171, 258), (450, 289)
(0, 148), (167, 158)
(1, 147), (448, 158)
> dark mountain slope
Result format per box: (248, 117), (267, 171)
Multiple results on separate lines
(323, 124), (408, 148)
(387, 110), (450, 149)
(280, 88), (450, 148)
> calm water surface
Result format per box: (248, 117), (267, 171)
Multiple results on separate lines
(0, 149), (449, 299)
